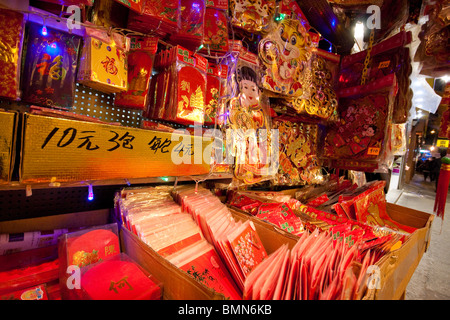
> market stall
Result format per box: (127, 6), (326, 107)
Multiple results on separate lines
(0, 0), (447, 301)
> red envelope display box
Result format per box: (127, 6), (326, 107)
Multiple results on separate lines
(80, 253), (162, 300)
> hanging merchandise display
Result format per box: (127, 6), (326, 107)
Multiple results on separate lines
(293, 48), (340, 121)
(148, 45), (208, 125)
(114, 36), (158, 110)
(0, 8), (25, 101)
(258, 17), (313, 97)
(323, 74), (397, 172)
(273, 116), (322, 186)
(205, 62), (228, 125)
(202, 6), (230, 54)
(338, 31), (413, 124)
(171, 46), (208, 125)
(77, 27), (129, 94)
(21, 22), (82, 109)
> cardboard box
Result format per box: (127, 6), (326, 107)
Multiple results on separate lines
(20, 114), (212, 184)
(369, 203), (434, 300)
(0, 110), (18, 183)
(119, 207), (299, 300)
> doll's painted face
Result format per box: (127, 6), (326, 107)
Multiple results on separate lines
(240, 79), (259, 107)
(362, 126), (376, 137)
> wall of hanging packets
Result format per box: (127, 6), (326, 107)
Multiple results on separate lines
(0, 0), (413, 187)
(0, 0), (429, 301)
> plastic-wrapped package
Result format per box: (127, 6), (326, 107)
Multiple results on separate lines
(168, 46), (208, 125)
(79, 253), (162, 300)
(205, 62), (228, 125)
(0, 8), (25, 101)
(114, 36), (158, 110)
(227, 49), (275, 185)
(21, 22), (81, 109)
(127, 0), (181, 38)
(170, 0), (205, 51)
(58, 223), (121, 300)
(202, 7), (229, 54)
(77, 28), (129, 94)
(322, 74), (398, 172)
(258, 17), (313, 97)
(229, 0), (276, 34)
(338, 31), (413, 123)
(273, 117), (322, 186)
(292, 49), (340, 121)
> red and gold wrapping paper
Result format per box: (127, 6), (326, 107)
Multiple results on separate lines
(323, 74), (397, 171)
(114, 36), (158, 110)
(0, 9), (25, 101)
(205, 63), (228, 125)
(202, 8), (229, 53)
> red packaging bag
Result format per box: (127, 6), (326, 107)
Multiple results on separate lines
(0, 9), (25, 101)
(114, 36), (158, 110)
(127, 0), (180, 38)
(227, 220), (268, 278)
(170, 0), (205, 51)
(205, 62), (228, 124)
(80, 253), (162, 300)
(202, 7), (229, 53)
(169, 46), (207, 125)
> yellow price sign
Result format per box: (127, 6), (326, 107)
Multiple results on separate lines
(20, 114), (212, 184)
(437, 139), (449, 148)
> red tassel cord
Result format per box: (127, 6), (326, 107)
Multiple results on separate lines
(434, 157), (450, 220)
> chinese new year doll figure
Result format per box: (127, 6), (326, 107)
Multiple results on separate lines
(258, 18), (312, 97)
(228, 65), (272, 185)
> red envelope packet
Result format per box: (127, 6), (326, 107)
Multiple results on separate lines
(114, 36), (158, 110)
(202, 8), (229, 53)
(227, 221), (268, 278)
(80, 254), (162, 300)
(168, 240), (242, 300)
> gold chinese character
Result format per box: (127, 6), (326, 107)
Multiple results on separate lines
(109, 277), (133, 294)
